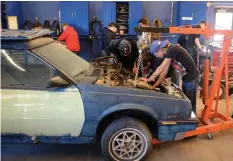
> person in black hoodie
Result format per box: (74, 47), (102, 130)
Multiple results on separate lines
(101, 22), (119, 56)
(105, 38), (139, 70)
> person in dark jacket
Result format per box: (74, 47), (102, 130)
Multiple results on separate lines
(57, 23), (80, 55)
(136, 50), (181, 87)
(101, 22), (119, 56)
(105, 38), (139, 70)
(177, 24), (192, 49)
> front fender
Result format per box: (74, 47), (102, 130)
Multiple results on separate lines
(99, 103), (158, 121)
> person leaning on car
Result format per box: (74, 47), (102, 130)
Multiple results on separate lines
(57, 23), (80, 55)
(136, 49), (181, 88)
(105, 38), (139, 70)
(141, 40), (199, 113)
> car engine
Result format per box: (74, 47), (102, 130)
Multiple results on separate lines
(90, 57), (183, 98)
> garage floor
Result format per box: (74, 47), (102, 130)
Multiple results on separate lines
(2, 95), (233, 161)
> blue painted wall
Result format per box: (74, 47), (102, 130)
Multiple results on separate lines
(5, 1), (24, 28)
(3, 1), (233, 60)
(18, 1), (174, 28)
(21, 1), (60, 23)
(5, 1), (233, 29)
(20, 1), (103, 26)
(88, 1), (103, 21)
(142, 1), (173, 27)
(89, 1), (174, 27)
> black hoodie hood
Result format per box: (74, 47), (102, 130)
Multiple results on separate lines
(101, 27), (116, 50)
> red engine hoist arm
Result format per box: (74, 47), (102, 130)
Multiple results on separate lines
(134, 24), (232, 39)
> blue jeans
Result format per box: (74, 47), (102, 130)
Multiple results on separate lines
(182, 80), (197, 113)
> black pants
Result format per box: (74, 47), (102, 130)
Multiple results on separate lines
(187, 47), (198, 66)
(182, 80), (197, 114)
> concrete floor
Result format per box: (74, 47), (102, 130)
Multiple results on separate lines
(2, 95), (233, 161)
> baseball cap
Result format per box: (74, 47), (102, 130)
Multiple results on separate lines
(118, 39), (131, 56)
(150, 40), (169, 53)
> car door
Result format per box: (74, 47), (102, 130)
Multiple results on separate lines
(1, 49), (85, 137)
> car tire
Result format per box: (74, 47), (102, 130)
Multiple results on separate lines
(101, 117), (153, 161)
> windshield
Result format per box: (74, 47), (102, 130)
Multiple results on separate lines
(32, 42), (90, 78)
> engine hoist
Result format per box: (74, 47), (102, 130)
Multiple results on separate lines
(134, 24), (233, 142)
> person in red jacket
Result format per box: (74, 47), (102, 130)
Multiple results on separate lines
(57, 23), (80, 55)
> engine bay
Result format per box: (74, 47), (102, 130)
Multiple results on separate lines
(90, 57), (184, 98)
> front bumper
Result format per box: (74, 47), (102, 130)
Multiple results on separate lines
(157, 112), (199, 141)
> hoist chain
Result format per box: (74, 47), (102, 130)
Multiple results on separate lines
(135, 50), (144, 81)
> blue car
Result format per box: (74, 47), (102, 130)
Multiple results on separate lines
(1, 30), (198, 161)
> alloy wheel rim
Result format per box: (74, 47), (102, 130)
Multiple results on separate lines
(109, 128), (145, 161)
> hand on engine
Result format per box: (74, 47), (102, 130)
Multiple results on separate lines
(139, 77), (159, 90)
(147, 75), (156, 82)
(140, 77), (148, 82)
(152, 83), (158, 89)
(140, 75), (155, 83)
